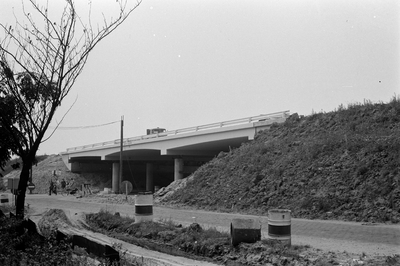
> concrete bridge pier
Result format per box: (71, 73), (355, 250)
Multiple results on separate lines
(174, 158), (184, 181)
(112, 162), (120, 193)
(146, 163), (154, 192)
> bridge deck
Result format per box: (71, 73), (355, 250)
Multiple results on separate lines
(63, 111), (290, 154)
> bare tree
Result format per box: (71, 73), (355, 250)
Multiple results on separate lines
(0, 0), (141, 218)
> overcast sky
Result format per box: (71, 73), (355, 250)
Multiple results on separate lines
(1, 0), (399, 155)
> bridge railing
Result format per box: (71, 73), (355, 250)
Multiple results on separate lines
(65, 110), (290, 152)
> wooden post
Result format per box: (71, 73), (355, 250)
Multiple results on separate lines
(119, 116), (124, 193)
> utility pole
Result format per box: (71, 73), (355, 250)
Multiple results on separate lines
(119, 116), (124, 193)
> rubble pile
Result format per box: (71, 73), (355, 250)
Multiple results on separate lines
(154, 176), (193, 204)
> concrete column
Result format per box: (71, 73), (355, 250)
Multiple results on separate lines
(112, 162), (120, 193)
(174, 158), (184, 181)
(70, 162), (80, 172)
(146, 163), (154, 192)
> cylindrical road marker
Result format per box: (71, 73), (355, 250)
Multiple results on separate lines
(135, 192), (153, 223)
(268, 209), (291, 246)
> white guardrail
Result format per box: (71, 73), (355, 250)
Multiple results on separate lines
(66, 110), (290, 153)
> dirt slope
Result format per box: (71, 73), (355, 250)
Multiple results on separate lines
(158, 99), (400, 224)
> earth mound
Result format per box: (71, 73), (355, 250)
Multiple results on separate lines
(158, 99), (400, 223)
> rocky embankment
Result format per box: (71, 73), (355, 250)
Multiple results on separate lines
(158, 99), (400, 223)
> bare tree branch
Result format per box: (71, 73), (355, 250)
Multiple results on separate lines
(0, 0), (142, 218)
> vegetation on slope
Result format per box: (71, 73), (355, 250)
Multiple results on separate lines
(163, 98), (400, 223)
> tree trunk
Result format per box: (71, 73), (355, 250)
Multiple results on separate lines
(15, 159), (32, 219)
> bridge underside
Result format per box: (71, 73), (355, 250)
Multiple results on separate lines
(66, 136), (249, 193)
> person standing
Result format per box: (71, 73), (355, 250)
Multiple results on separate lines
(49, 179), (53, 195)
(53, 178), (58, 195)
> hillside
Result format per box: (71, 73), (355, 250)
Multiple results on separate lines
(158, 98), (400, 223)
(0, 155), (48, 179)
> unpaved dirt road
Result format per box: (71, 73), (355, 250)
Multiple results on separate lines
(23, 194), (400, 256)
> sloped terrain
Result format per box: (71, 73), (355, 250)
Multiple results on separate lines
(0, 155), (47, 178)
(159, 99), (400, 223)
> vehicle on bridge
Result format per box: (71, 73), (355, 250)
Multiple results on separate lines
(146, 127), (166, 135)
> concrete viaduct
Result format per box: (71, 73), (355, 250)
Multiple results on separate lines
(61, 111), (289, 193)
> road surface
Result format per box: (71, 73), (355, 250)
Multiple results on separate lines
(23, 194), (400, 256)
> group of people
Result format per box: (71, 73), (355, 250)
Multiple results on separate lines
(49, 177), (73, 195)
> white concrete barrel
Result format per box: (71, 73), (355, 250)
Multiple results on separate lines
(135, 192), (153, 223)
(0, 194), (9, 205)
(268, 209), (291, 246)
